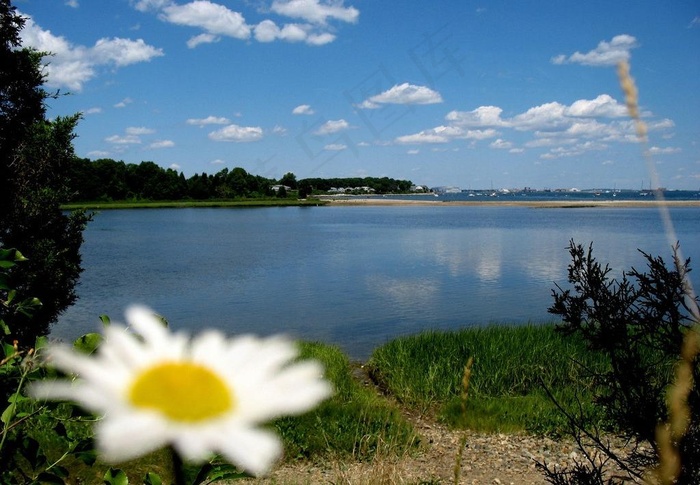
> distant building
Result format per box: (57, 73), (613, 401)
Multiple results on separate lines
(270, 185), (291, 192)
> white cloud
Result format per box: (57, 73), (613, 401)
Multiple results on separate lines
(135, 0), (354, 46)
(565, 94), (627, 117)
(272, 125), (288, 135)
(187, 33), (219, 48)
(445, 106), (506, 127)
(170, 163), (181, 170)
(292, 104), (315, 115)
(552, 34), (638, 67)
(324, 143), (347, 151)
(648, 146), (681, 155)
(161, 1), (251, 40)
(407, 149), (420, 155)
(490, 138), (512, 149)
(65, 1), (79, 8)
(395, 126), (496, 145)
(105, 134), (141, 145)
(114, 97), (133, 108)
(208, 124), (263, 142)
(254, 20), (312, 43)
(187, 115), (231, 126)
(211, 159), (226, 165)
(19, 15), (163, 91)
(82, 107), (102, 115)
(396, 132), (448, 144)
(270, 0), (359, 25)
(126, 126), (155, 135)
(314, 119), (350, 135)
(511, 102), (568, 130)
(358, 83), (443, 109)
(149, 140), (175, 149)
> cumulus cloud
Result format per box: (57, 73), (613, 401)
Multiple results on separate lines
(445, 106), (506, 127)
(314, 119), (350, 135)
(270, 0), (359, 25)
(358, 83), (443, 109)
(648, 146), (681, 155)
(324, 143), (347, 151)
(114, 98), (133, 108)
(490, 138), (512, 149)
(395, 126), (496, 145)
(126, 126), (156, 135)
(105, 134), (141, 145)
(552, 34), (638, 67)
(208, 124), (263, 142)
(149, 140), (175, 149)
(292, 104), (315, 115)
(187, 32), (219, 48)
(134, 0), (357, 46)
(19, 14), (163, 91)
(565, 94), (628, 117)
(395, 93), (674, 150)
(161, 1), (251, 39)
(253, 20), (329, 44)
(187, 115), (231, 126)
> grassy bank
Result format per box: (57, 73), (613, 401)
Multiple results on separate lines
(11, 323), (609, 481)
(368, 323), (610, 435)
(60, 198), (329, 210)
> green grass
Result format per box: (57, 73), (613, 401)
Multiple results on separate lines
(367, 323), (611, 434)
(8, 324), (613, 481)
(274, 342), (418, 462)
(60, 198), (328, 210)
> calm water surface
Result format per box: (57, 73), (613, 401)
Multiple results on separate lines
(53, 206), (700, 360)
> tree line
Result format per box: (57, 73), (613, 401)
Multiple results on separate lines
(64, 158), (415, 202)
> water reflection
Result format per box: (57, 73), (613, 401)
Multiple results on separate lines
(54, 206), (700, 360)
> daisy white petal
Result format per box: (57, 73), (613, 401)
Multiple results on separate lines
(31, 305), (330, 476)
(96, 413), (170, 462)
(124, 305), (170, 344)
(214, 425), (282, 477)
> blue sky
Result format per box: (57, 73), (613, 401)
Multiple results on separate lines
(15, 0), (700, 190)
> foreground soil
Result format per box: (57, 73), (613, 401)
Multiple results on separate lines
(238, 411), (645, 484)
(237, 367), (647, 485)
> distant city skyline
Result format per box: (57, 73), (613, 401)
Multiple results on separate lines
(17, 0), (700, 189)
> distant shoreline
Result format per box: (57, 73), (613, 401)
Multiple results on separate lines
(322, 197), (700, 208)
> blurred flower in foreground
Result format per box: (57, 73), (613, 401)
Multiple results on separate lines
(30, 305), (332, 476)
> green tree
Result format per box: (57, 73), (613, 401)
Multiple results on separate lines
(0, 0), (90, 345)
(279, 172), (297, 190)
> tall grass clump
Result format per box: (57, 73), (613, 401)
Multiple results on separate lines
(274, 342), (418, 462)
(367, 324), (610, 435)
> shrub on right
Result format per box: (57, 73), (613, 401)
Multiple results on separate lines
(542, 239), (699, 484)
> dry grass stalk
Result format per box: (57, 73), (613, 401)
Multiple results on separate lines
(453, 356), (473, 484)
(652, 326), (700, 484)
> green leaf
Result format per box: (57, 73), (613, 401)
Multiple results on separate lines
(143, 472), (162, 485)
(191, 463), (249, 484)
(99, 314), (111, 327)
(1, 402), (17, 425)
(103, 468), (129, 485)
(73, 333), (103, 354)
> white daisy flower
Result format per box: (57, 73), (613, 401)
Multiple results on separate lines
(30, 305), (332, 476)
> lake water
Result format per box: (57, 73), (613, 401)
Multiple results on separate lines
(53, 205), (700, 360)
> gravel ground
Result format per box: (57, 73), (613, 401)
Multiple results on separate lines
(236, 410), (648, 484)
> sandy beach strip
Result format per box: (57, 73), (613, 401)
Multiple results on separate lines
(320, 196), (700, 208)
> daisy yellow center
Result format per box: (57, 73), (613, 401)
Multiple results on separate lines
(129, 361), (235, 422)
